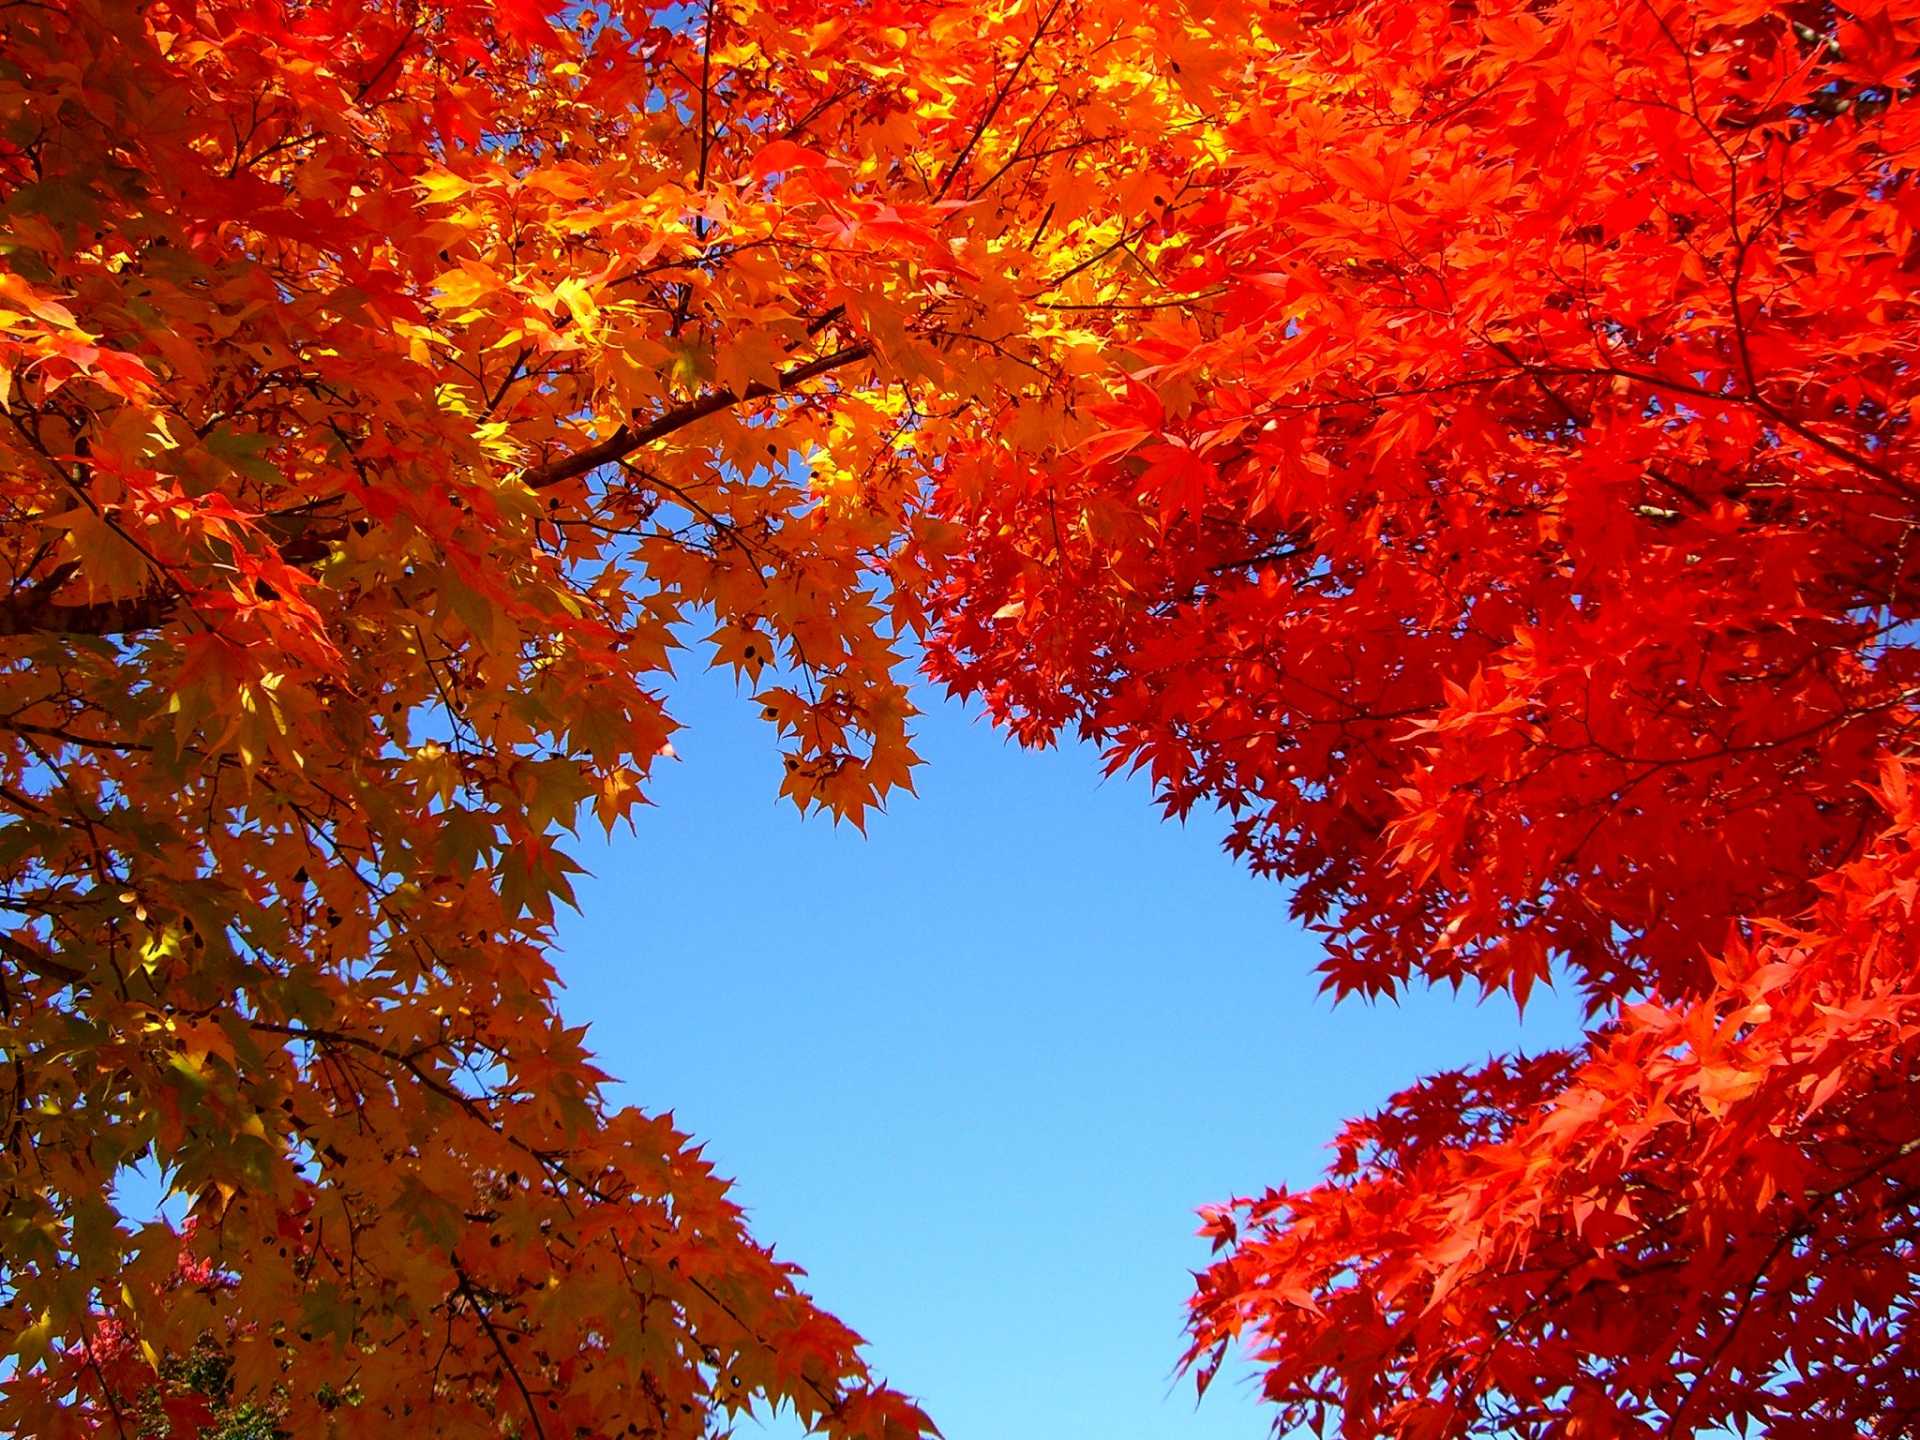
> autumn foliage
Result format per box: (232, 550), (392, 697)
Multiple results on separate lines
(917, 0), (1920, 1434)
(6, 0), (1920, 1436)
(0, 0), (1217, 1435)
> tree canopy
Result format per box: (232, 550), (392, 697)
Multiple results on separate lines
(0, 0), (1220, 1434)
(5, 0), (1920, 1437)
(921, 0), (1920, 1433)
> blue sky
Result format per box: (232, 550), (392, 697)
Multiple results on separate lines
(556, 652), (1590, 1440)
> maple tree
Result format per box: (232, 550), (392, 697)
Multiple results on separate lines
(916, 0), (1920, 1435)
(13, 0), (1920, 1435)
(0, 0), (1230, 1434)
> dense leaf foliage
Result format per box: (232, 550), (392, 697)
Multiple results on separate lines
(11, 0), (1920, 1436)
(0, 0), (1222, 1434)
(918, 0), (1920, 1434)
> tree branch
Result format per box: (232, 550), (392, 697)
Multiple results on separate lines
(520, 342), (873, 490)
(0, 564), (174, 638)
(932, 0), (1066, 202)
(0, 930), (85, 985)
(0, 348), (875, 637)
